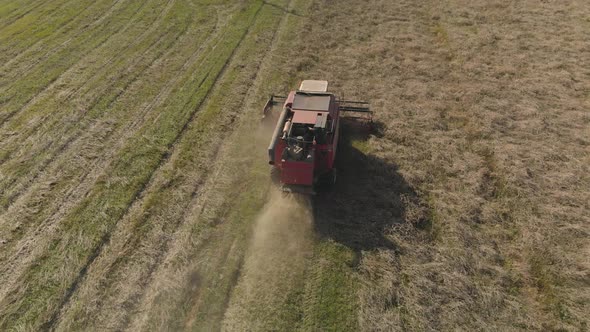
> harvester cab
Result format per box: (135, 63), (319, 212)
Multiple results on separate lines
(263, 80), (371, 195)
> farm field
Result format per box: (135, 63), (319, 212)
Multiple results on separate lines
(0, 0), (589, 331)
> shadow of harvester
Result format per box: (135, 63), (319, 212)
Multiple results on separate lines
(312, 121), (428, 255)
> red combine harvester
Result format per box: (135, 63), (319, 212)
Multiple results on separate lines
(263, 80), (371, 195)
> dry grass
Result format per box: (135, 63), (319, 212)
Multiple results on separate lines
(294, 0), (590, 330)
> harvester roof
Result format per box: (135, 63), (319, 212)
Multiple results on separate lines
(292, 110), (324, 124)
(292, 93), (331, 111)
(291, 92), (332, 127)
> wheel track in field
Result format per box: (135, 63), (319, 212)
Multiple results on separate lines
(0, 0), (181, 211)
(187, 2), (298, 326)
(47, 3), (271, 330)
(0, 0), (149, 128)
(118, 10), (279, 329)
(0, 0), (193, 302)
(0, 0), (122, 88)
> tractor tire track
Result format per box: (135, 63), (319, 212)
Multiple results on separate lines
(181, 2), (296, 326)
(122, 15), (280, 330)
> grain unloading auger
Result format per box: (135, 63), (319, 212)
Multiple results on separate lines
(262, 80), (371, 195)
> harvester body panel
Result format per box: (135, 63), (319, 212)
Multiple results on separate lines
(281, 159), (314, 185)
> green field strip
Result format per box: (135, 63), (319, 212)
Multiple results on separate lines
(54, 5), (288, 329)
(0, 0), (150, 125)
(0, 0), (147, 95)
(0, 0), (85, 45)
(0, 0), (121, 84)
(0, 0), (197, 210)
(0, 0), (36, 16)
(0, 0), (162, 163)
(0, 0), (41, 22)
(0, 3), (215, 261)
(0, 0), (105, 66)
(0, 0), (56, 30)
(0, 2), (265, 330)
(0, 0), (170, 147)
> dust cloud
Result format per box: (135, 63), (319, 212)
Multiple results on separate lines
(251, 190), (313, 260)
(222, 189), (314, 330)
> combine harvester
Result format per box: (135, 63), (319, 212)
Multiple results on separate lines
(263, 80), (371, 195)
